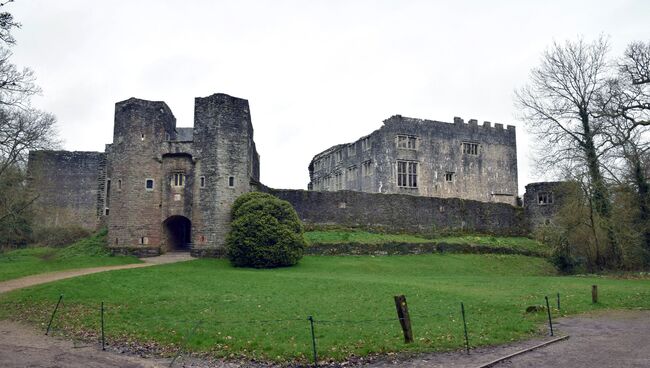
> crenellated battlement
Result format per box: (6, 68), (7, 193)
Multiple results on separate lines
(452, 116), (515, 132)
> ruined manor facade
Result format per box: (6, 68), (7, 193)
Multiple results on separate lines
(28, 92), (563, 256)
(309, 116), (518, 205)
(28, 93), (260, 256)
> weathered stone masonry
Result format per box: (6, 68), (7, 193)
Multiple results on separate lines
(309, 116), (518, 205)
(268, 188), (527, 236)
(29, 93), (260, 257)
(27, 150), (106, 230)
(27, 93), (561, 257)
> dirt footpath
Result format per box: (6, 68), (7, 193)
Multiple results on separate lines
(0, 252), (195, 294)
(366, 310), (650, 368)
(0, 319), (167, 368)
(495, 310), (650, 368)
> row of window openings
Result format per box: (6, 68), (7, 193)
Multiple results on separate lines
(538, 192), (553, 205)
(145, 175), (234, 190)
(313, 137), (373, 171)
(314, 140), (480, 172)
(315, 161), (373, 189)
(398, 164), (455, 188)
(106, 175), (234, 193)
(139, 133), (173, 141)
(315, 161), (456, 190)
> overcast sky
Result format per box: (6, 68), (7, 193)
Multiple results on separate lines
(8, 0), (650, 194)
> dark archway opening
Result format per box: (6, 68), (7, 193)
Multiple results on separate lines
(163, 215), (192, 251)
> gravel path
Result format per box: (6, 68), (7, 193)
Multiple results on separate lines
(0, 319), (166, 367)
(0, 252), (195, 294)
(365, 310), (650, 368)
(495, 310), (650, 368)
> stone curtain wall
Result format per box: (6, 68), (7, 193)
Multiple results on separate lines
(27, 150), (105, 231)
(267, 189), (527, 236)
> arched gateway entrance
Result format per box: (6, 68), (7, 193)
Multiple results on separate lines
(163, 215), (191, 252)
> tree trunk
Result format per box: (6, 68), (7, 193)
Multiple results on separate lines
(631, 153), (650, 264)
(581, 111), (622, 268)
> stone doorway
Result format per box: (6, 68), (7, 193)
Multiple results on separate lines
(163, 215), (192, 252)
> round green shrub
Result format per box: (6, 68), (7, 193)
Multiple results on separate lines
(227, 192), (305, 268)
(230, 191), (278, 218)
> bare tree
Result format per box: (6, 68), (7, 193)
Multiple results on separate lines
(515, 37), (622, 268)
(0, 5), (59, 246)
(0, 10), (20, 46)
(0, 108), (58, 176)
(0, 48), (40, 108)
(598, 41), (650, 263)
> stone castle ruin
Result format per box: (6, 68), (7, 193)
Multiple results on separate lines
(29, 93), (260, 257)
(27, 92), (561, 256)
(309, 115), (518, 205)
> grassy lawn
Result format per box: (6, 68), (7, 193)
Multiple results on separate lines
(0, 231), (141, 282)
(0, 254), (648, 364)
(305, 230), (549, 254)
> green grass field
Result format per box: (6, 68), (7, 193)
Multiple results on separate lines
(1, 253), (648, 364)
(0, 231), (141, 282)
(305, 230), (548, 254)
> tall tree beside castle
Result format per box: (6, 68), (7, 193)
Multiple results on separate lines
(517, 37), (650, 270)
(599, 41), (650, 264)
(0, 8), (59, 247)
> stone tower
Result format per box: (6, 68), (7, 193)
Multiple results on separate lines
(104, 93), (260, 256)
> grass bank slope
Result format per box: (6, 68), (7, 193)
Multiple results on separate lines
(305, 230), (548, 255)
(0, 231), (141, 282)
(1, 254), (648, 363)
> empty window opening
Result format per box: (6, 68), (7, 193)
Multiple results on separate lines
(115, 238), (119, 245)
(139, 236), (149, 245)
(104, 208), (109, 215)
(172, 173), (184, 187)
(228, 176), (234, 187)
(445, 172), (454, 182)
(362, 137), (372, 151)
(538, 192), (553, 205)
(165, 132), (171, 141)
(397, 135), (417, 149)
(105, 179), (111, 208)
(462, 142), (479, 155)
(397, 161), (418, 188)
(334, 171), (343, 190)
(362, 160), (373, 176)
(347, 165), (358, 181)
(145, 179), (154, 190)
(117, 179), (122, 190)
(141, 133), (145, 141)
(200, 176), (205, 188)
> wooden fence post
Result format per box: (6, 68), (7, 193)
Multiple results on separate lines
(394, 295), (414, 343)
(592, 285), (598, 304)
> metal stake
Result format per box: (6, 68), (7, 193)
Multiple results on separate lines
(170, 320), (202, 368)
(308, 316), (318, 367)
(461, 302), (470, 354)
(556, 293), (560, 311)
(45, 294), (63, 335)
(545, 296), (554, 336)
(101, 302), (105, 350)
